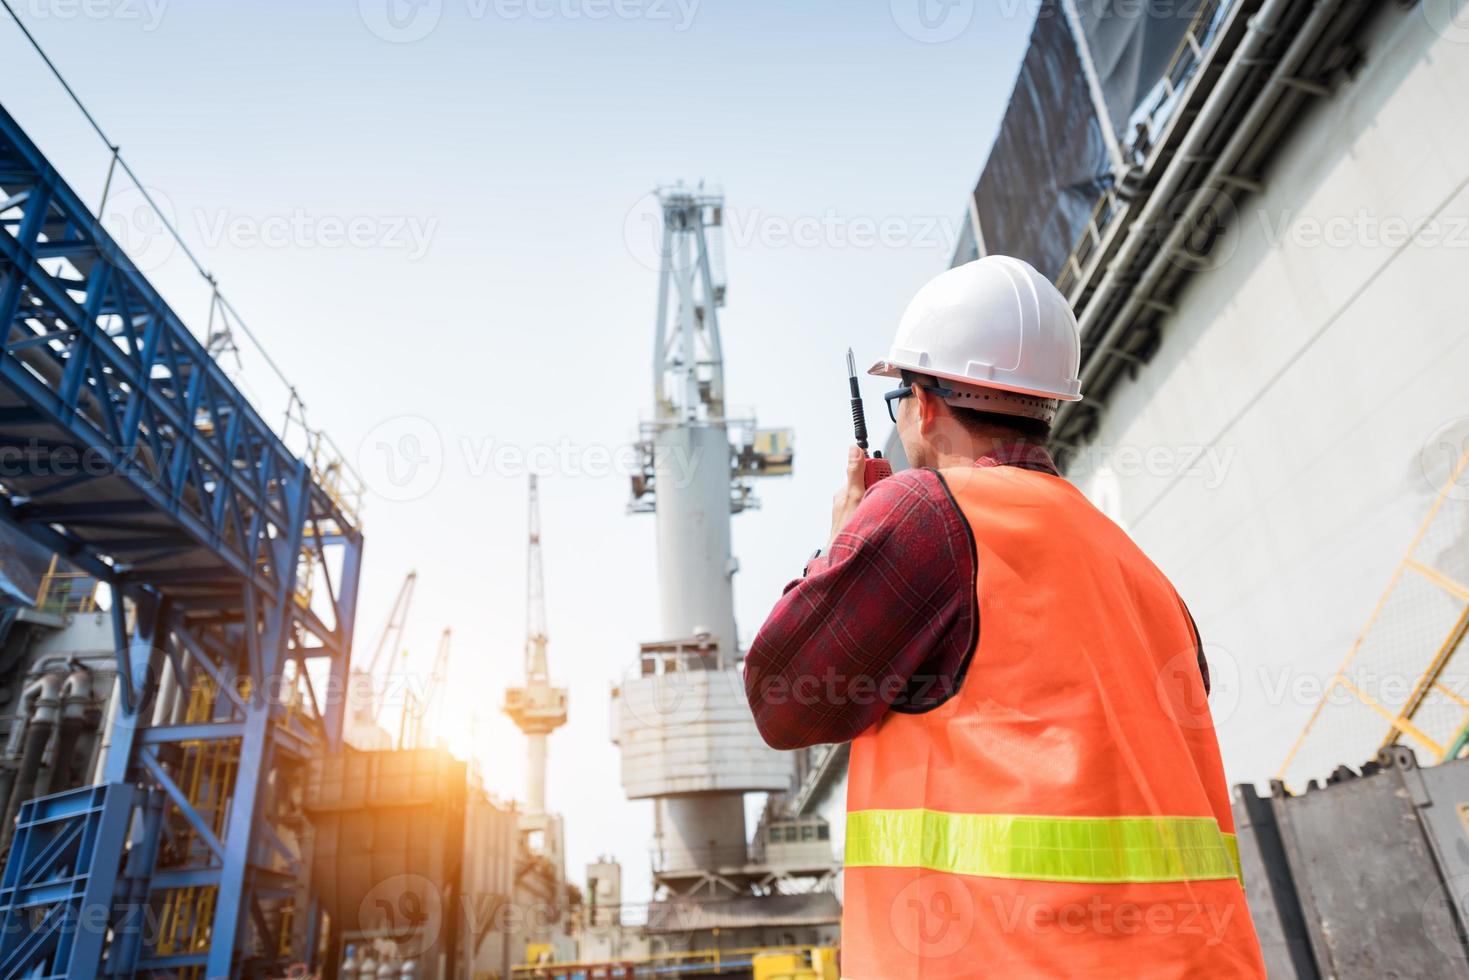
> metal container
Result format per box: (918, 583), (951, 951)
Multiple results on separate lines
(1233, 747), (1469, 979)
(307, 748), (468, 979)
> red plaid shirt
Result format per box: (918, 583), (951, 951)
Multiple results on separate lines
(743, 444), (1207, 751)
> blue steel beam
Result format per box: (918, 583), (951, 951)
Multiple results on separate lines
(0, 97), (363, 979)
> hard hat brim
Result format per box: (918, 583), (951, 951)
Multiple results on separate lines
(868, 358), (1082, 402)
(866, 359), (904, 379)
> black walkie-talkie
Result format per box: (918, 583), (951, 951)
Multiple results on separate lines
(847, 349), (892, 488)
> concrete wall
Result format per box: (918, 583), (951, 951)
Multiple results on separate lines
(1065, 5), (1469, 786)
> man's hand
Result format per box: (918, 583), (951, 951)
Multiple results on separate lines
(828, 445), (867, 551)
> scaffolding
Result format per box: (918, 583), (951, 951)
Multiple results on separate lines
(1281, 443), (1469, 788)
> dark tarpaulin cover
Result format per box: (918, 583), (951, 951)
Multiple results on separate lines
(971, 0), (1111, 282)
(1076, 0), (1206, 139)
(0, 521), (53, 607)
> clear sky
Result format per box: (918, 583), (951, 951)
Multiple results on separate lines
(0, 0), (1034, 902)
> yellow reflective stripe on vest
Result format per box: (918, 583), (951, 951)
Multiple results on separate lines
(845, 809), (1242, 885)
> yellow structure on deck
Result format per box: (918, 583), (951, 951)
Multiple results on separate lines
(752, 947), (838, 980)
(511, 945), (839, 979)
(1282, 443), (1469, 786)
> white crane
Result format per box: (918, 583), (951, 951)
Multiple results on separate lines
(503, 475), (567, 817)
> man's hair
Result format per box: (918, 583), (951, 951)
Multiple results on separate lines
(902, 371), (1051, 443)
(950, 404), (1051, 442)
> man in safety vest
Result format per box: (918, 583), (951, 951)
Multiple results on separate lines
(744, 256), (1265, 979)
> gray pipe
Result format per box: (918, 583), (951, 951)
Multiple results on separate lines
(1056, 0), (1312, 434)
(90, 674), (121, 785)
(0, 672), (59, 833)
(39, 665), (94, 797)
(1072, 0), (1354, 419)
(1, 671), (63, 850)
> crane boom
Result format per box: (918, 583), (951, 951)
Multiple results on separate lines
(426, 627), (453, 731)
(367, 569), (417, 677)
(527, 475), (548, 682)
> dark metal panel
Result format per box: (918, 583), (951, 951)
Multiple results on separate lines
(1270, 756), (1469, 979)
(1412, 757), (1469, 951)
(1232, 783), (1319, 980)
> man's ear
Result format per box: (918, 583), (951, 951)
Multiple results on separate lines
(913, 383), (944, 434)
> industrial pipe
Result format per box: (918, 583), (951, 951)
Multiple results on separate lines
(39, 663), (94, 797)
(0, 656), (81, 819)
(0, 670), (64, 850)
(1055, 0), (1320, 435)
(91, 672), (122, 783)
(1070, 0), (1357, 428)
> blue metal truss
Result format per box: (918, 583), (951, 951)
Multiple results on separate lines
(0, 100), (363, 977)
(0, 783), (135, 979)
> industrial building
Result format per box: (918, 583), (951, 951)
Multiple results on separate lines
(0, 0), (1465, 976)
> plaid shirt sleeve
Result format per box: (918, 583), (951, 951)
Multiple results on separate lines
(743, 468), (975, 750)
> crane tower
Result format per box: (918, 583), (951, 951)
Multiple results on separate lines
(503, 475), (569, 867)
(616, 185), (796, 898)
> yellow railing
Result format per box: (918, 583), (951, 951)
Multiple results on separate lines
(1280, 444), (1469, 787)
(34, 554), (97, 614)
(304, 427), (363, 529)
(511, 944), (837, 978)
(156, 675), (239, 977)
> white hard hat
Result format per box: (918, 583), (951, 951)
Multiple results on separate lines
(870, 256), (1082, 422)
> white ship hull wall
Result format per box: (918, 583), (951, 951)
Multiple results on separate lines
(1065, 8), (1469, 786)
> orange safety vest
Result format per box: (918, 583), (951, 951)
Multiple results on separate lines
(841, 464), (1265, 979)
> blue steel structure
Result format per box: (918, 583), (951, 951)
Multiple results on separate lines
(0, 100), (363, 976)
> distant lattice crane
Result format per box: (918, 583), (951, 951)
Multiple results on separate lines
(503, 475), (568, 815)
(402, 627), (454, 750)
(355, 570), (416, 728)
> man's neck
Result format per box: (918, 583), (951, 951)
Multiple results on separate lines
(924, 429), (1054, 473)
(926, 426), (1009, 469)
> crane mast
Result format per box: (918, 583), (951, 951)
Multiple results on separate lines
(526, 475), (550, 685)
(503, 475), (568, 820)
(615, 184), (796, 899)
